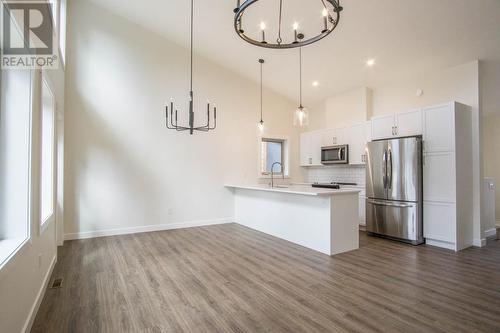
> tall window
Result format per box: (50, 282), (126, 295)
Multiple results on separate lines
(260, 138), (285, 175)
(59, 0), (67, 65)
(40, 78), (55, 226)
(0, 68), (32, 267)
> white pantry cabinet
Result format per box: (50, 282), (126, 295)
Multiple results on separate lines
(422, 102), (473, 251)
(371, 109), (422, 140)
(300, 130), (322, 166)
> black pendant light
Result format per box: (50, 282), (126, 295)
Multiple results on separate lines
(257, 58), (265, 133)
(165, 0), (217, 134)
(233, 0), (342, 49)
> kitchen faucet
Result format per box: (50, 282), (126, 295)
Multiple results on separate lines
(270, 162), (284, 188)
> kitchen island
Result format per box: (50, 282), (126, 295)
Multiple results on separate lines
(225, 184), (360, 256)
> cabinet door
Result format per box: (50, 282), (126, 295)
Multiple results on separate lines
(423, 104), (455, 153)
(423, 153), (456, 202)
(310, 131), (323, 165)
(424, 201), (456, 243)
(348, 123), (366, 165)
(396, 109), (422, 137)
(359, 194), (366, 225)
(336, 127), (350, 145)
(371, 114), (395, 140)
(300, 132), (311, 166)
(322, 128), (337, 146)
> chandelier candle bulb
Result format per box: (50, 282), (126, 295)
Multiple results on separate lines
(260, 22), (266, 43)
(293, 22), (299, 43)
(322, 8), (328, 33)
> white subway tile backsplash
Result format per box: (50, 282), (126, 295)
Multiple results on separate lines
(306, 165), (366, 186)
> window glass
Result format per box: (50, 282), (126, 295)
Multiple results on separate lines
(40, 79), (55, 225)
(0, 68), (32, 267)
(261, 139), (284, 174)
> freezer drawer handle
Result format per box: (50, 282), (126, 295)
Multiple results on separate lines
(368, 199), (414, 209)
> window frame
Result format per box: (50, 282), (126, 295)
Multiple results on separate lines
(260, 138), (285, 176)
(39, 74), (56, 234)
(258, 135), (290, 179)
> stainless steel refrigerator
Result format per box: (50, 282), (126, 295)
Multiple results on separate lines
(365, 136), (424, 245)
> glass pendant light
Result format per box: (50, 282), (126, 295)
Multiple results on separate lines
(294, 47), (309, 127)
(257, 58), (265, 133)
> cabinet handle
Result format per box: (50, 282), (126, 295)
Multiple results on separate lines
(309, 157), (312, 164)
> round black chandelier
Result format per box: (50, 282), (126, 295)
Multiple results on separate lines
(233, 0), (343, 49)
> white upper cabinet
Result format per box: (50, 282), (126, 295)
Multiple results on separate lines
(423, 104), (455, 153)
(321, 128), (337, 146)
(300, 131), (322, 166)
(371, 114), (396, 140)
(348, 123), (367, 165)
(310, 131), (322, 165)
(396, 109), (423, 137)
(371, 109), (423, 140)
(336, 127), (350, 145)
(300, 132), (311, 166)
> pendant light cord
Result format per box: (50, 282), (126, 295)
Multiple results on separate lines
(260, 60), (263, 121)
(299, 47), (302, 108)
(277, 0), (283, 44)
(190, 0), (194, 93)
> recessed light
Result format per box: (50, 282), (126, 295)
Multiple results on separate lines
(366, 59), (375, 67)
(312, 81), (319, 87)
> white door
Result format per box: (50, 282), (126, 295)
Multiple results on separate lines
(300, 132), (311, 166)
(321, 128), (337, 146)
(396, 109), (422, 137)
(371, 114), (395, 140)
(348, 123), (366, 165)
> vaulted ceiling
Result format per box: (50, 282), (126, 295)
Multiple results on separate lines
(87, 0), (500, 114)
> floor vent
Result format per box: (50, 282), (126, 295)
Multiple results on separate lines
(50, 278), (63, 289)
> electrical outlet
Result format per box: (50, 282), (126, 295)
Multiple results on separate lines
(38, 253), (42, 268)
(167, 208), (173, 216)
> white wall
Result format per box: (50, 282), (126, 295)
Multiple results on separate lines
(483, 114), (500, 224)
(325, 87), (372, 128)
(63, 0), (299, 238)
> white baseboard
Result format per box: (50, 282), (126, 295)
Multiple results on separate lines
(64, 218), (233, 241)
(485, 228), (497, 238)
(472, 238), (487, 247)
(23, 254), (57, 333)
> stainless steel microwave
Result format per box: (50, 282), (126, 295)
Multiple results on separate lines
(321, 145), (349, 164)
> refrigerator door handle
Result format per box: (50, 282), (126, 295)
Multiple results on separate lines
(367, 199), (414, 209)
(382, 150), (388, 189)
(387, 148), (393, 190)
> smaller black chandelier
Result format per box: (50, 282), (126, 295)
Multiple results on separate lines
(165, 0), (216, 134)
(233, 0), (343, 49)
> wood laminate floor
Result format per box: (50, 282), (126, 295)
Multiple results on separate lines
(32, 223), (500, 333)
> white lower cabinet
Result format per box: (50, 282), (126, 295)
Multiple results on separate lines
(423, 202), (456, 245)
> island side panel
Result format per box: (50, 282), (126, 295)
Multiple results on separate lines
(234, 189), (332, 255)
(329, 193), (360, 255)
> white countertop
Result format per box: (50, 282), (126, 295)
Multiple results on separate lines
(225, 184), (361, 197)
